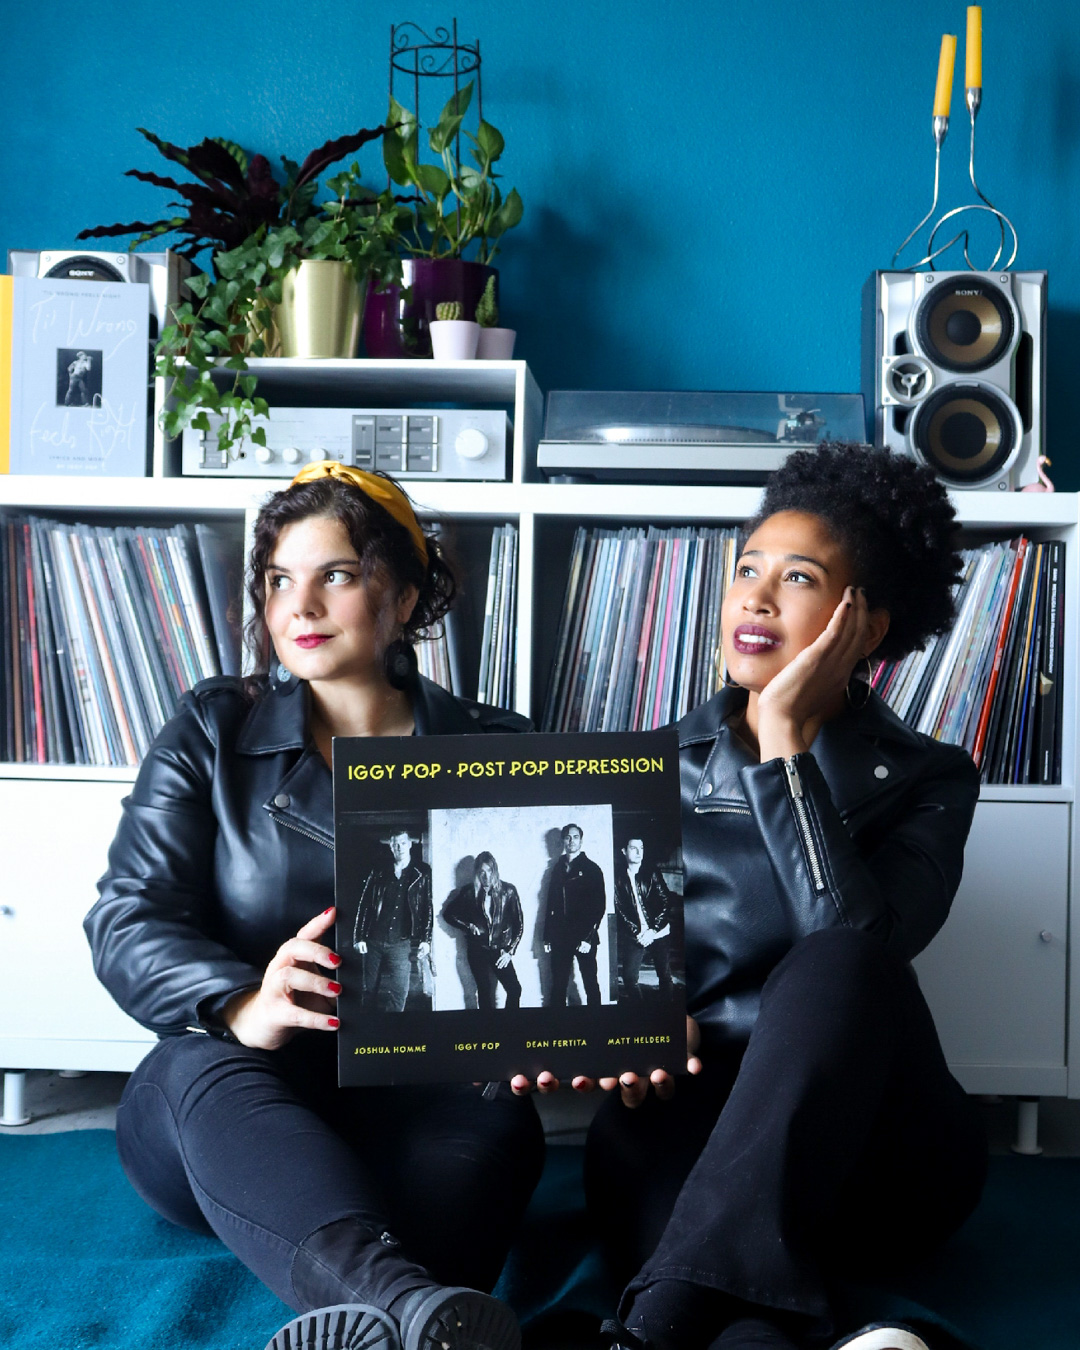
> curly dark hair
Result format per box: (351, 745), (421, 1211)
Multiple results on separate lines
(742, 443), (962, 662)
(245, 472), (456, 672)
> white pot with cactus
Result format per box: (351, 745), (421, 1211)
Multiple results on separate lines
(475, 275), (516, 358)
(428, 301), (480, 359)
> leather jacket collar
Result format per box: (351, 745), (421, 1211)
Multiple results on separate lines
(236, 669), (491, 756)
(679, 685), (930, 825)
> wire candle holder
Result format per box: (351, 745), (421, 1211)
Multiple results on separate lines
(892, 24), (1018, 272)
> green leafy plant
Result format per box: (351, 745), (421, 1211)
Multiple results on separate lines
(80, 127), (405, 457)
(475, 275), (498, 327)
(382, 81), (523, 263)
(435, 300), (463, 321)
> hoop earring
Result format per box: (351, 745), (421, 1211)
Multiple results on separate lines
(384, 637), (417, 691)
(714, 645), (740, 689)
(846, 654), (873, 711)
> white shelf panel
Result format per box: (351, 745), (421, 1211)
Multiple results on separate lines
(978, 784), (1074, 803)
(948, 492), (1078, 528)
(0, 764), (138, 783)
(224, 357), (530, 404)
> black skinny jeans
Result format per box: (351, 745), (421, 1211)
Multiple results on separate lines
(116, 1031), (545, 1313)
(586, 927), (988, 1340)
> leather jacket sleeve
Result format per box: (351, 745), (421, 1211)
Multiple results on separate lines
(503, 884), (524, 955)
(83, 692), (264, 1036)
(739, 744), (980, 960)
(413, 867), (433, 945)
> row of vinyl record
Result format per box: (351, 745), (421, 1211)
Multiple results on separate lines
(1, 514), (239, 766)
(1, 512), (519, 766)
(539, 524), (1066, 784)
(414, 523), (518, 708)
(874, 535), (1065, 785)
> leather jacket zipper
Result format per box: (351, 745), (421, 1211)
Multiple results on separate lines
(273, 814), (334, 851)
(784, 758), (825, 892)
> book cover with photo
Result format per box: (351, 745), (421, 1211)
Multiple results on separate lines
(333, 729), (686, 1085)
(1, 276), (150, 476)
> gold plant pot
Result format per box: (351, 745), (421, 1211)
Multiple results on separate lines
(275, 260), (366, 358)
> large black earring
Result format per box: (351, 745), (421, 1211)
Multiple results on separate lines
(384, 637), (418, 691)
(846, 655), (873, 711)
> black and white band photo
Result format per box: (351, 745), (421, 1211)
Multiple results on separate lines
(611, 812), (685, 1004)
(430, 803), (617, 1011)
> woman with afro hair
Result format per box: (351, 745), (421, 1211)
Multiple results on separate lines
(577, 444), (987, 1350)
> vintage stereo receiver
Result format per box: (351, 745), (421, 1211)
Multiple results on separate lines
(182, 406), (510, 480)
(537, 391), (866, 484)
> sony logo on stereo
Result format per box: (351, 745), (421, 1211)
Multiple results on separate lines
(861, 270), (1046, 490)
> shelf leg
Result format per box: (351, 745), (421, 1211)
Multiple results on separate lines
(1011, 1096), (1043, 1155)
(1, 1071), (31, 1127)
(58, 1070), (87, 1079)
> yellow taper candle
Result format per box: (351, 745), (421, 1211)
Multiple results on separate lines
(933, 34), (957, 117)
(966, 6), (982, 88)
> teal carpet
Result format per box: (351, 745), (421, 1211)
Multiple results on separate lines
(0, 1130), (1076, 1350)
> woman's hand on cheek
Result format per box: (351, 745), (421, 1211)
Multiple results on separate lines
(757, 586), (869, 760)
(222, 906), (342, 1051)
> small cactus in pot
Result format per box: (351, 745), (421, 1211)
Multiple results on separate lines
(474, 274), (516, 359)
(429, 298), (479, 360)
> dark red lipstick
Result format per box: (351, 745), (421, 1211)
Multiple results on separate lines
(732, 624), (782, 655)
(294, 635), (331, 649)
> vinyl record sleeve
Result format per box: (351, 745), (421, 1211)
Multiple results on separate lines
(334, 728), (686, 1086)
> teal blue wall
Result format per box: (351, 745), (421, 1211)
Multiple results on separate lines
(4, 0), (1079, 483)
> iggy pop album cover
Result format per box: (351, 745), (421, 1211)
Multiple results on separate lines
(333, 730), (685, 1086)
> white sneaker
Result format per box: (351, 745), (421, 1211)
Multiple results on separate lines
(832, 1327), (930, 1350)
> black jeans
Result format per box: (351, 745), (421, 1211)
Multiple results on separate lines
(361, 938), (413, 1011)
(617, 930), (673, 1000)
(586, 927), (988, 1340)
(549, 944), (602, 1007)
(116, 1031), (545, 1313)
(466, 941), (522, 1010)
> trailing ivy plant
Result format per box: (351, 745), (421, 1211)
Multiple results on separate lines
(80, 127), (406, 456)
(383, 81), (523, 264)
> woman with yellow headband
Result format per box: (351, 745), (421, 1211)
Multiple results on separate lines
(85, 464), (545, 1350)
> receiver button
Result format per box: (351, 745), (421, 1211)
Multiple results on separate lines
(255, 446), (274, 464)
(282, 447), (302, 464)
(455, 428), (489, 461)
(309, 447), (329, 461)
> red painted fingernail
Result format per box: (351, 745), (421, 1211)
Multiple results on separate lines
(328, 1017), (340, 1029)
(328, 952), (342, 966)
(327, 981), (342, 995)
(323, 907), (334, 915)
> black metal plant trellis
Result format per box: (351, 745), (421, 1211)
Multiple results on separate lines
(389, 20), (483, 242)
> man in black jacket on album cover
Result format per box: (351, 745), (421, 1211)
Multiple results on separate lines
(352, 829), (432, 1011)
(543, 823), (607, 1007)
(442, 852), (524, 1010)
(614, 837), (674, 1001)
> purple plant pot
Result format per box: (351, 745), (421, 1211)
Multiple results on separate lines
(364, 258), (498, 359)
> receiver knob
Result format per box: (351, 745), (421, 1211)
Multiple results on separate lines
(255, 445), (274, 464)
(309, 447), (329, 462)
(455, 427), (489, 461)
(282, 447), (302, 465)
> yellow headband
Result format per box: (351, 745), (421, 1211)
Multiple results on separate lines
(289, 461), (429, 566)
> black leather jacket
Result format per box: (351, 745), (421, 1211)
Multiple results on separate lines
(614, 866), (671, 942)
(84, 669), (528, 1037)
(352, 861), (433, 946)
(443, 882), (524, 956)
(679, 686), (980, 1048)
(543, 852), (607, 952)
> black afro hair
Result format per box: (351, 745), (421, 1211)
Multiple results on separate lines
(742, 443), (963, 662)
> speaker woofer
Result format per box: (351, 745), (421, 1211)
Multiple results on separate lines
(41, 253), (127, 283)
(910, 383), (1019, 485)
(915, 276), (1015, 373)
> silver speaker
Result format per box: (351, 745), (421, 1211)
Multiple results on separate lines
(6, 248), (193, 340)
(861, 269), (1046, 490)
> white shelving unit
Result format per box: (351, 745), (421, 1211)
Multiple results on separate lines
(1, 359), (1076, 1118)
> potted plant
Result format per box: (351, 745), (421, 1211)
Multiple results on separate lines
(364, 80), (523, 358)
(78, 126), (399, 457)
(474, 275), (516, 359)
(428, 300), (480, 359)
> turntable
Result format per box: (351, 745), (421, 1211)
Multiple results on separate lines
(536, 391), (865, 484)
